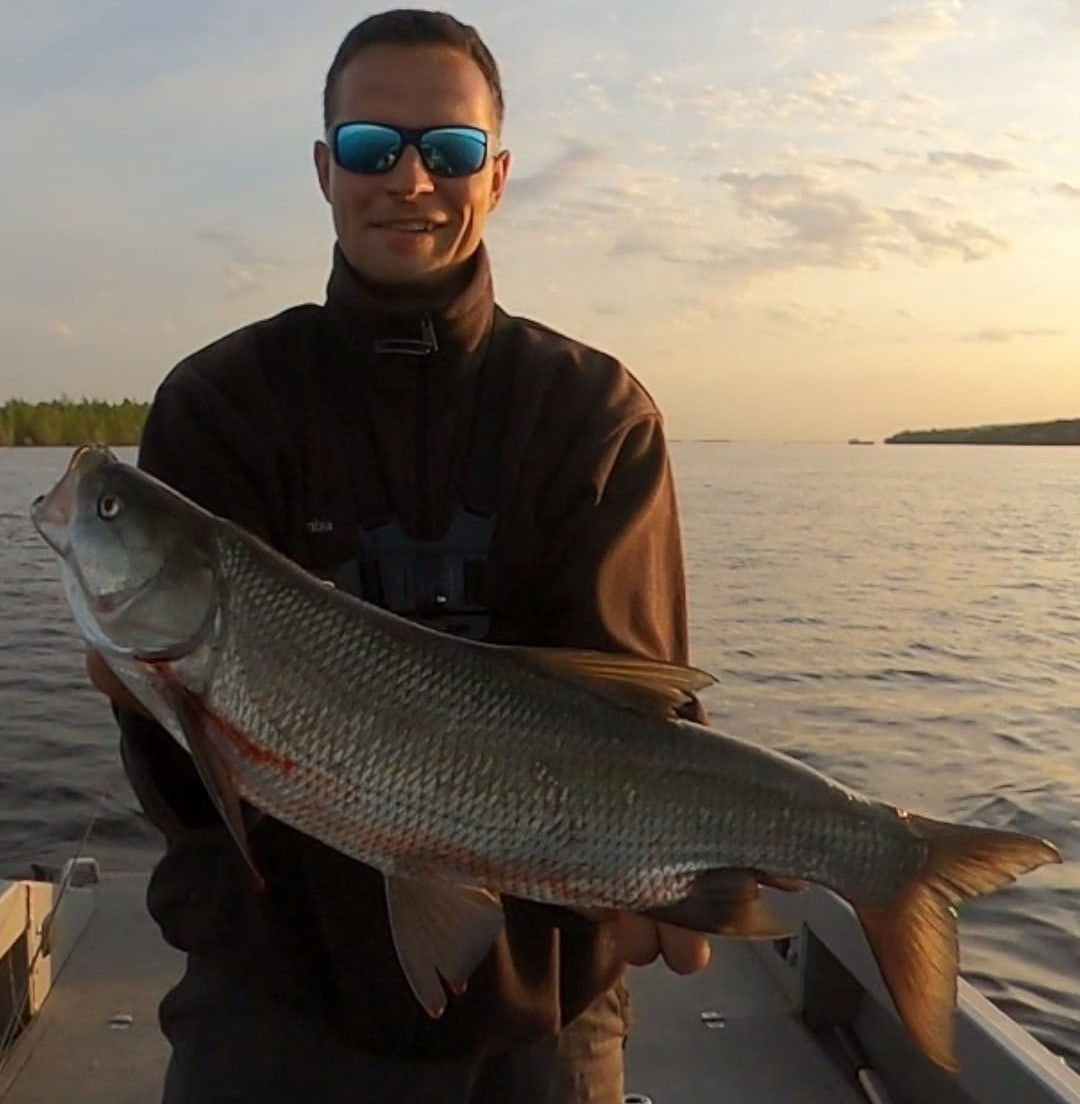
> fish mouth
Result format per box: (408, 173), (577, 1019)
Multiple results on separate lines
(30, 444), (118, 554)
(31, 481), (75, 555)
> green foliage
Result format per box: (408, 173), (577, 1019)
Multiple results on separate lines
(0, 398), (149, 447)
(886, 418), (1080, 445)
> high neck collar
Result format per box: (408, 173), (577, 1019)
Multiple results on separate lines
(324, 243), (495, 362)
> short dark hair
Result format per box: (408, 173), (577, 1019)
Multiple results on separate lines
(323, 10), (505, 133)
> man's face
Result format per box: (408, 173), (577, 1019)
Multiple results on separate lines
(315, 44), (510, 286)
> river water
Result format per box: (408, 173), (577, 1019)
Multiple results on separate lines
(3, 442), (1078, 1068)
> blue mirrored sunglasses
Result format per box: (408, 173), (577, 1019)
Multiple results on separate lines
(329, 122), (490, 178)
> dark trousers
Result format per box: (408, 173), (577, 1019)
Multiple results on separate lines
(160, 958), (629, 1104)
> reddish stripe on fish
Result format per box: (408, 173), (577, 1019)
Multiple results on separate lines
(147, 660), (298, 775)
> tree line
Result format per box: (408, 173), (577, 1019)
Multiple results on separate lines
(886, 418), (1080, 445)
(0, 399), (150, 447)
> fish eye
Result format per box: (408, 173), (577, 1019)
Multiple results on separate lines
(97, 492), (123, 520)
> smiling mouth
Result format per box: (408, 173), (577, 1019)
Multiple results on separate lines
(371, 220), (444, 233)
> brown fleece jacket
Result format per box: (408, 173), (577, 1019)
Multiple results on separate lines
(119, 242), (698, 1061)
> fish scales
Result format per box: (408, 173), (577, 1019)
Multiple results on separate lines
(206, 528), (924, 912)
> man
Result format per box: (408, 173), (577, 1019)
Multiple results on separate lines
(89, 9), (709, 1102)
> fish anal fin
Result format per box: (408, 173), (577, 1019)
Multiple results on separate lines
(510, 647), (714, 718)
(645, 869), (794, 939)
(855, 814), (1060, 1071)
(158, 680), (265, 892)
(385, 876), (505, 1018)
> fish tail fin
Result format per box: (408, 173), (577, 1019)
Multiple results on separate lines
(854, 814), (1059, 1070)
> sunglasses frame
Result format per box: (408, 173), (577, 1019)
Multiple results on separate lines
(328, 121), (492, 179)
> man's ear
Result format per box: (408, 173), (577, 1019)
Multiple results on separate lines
(488, 148), (512, 213)
(314, 140), (332, 203)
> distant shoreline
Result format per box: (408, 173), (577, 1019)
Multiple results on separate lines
(1, 399), (148, 448)
(6, 405), (1078, 448)
(1, 437), (142, 446)
(885, 417), (1080, 445)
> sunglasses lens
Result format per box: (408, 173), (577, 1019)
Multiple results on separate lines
(420, 127), (488, 177)
(333, 124), (403, 174)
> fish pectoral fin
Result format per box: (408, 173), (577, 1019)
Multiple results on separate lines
(509, 647), (715, 718)
(644, 869), (794, 939)
(854, 813), (1060, 1071)
(159, 681), (265, 892)
(385, 876), (505, 1018)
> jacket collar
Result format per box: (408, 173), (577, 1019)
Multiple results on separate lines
(324, 242), (495, 365)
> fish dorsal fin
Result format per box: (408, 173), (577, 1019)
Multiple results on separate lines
(385, 876), (505, 1018)
(509, 647), (715, 718)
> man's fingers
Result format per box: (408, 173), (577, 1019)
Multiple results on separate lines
(657, 923), (711, 975)
(611, 914), (711, 974)
(614, 911), (661, 966)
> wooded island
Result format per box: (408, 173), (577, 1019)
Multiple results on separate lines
(886, 418), (1080, 445)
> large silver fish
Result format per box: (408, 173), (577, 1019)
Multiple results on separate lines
(32, 445), (1059, 1069)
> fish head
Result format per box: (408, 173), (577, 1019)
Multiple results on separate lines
(31, 444), (218, 660)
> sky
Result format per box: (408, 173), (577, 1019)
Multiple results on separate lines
(2, 0), (1079, 440)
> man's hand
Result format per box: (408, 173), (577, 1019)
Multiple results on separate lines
(613, 912), (711, 974)
(85, 647), (151, 718)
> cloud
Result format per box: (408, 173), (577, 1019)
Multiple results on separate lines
(195, 228), (244, 247)
(850, 0), (969, 63)
(926, 150), (1018, 175)
(194, 227), (282, 301)
(609, 232), (668, 258)
(825, 148), (1019, 183)
(224, 264), (278, 301)
(886, 208), (1007, 261)
(570, 71), (613, 114)
(758, 303), (860, 336)
(962, 327), (1065, 343)
(720, 172), (885, 267)
(714, 171), (1007, 275)
(838, 157), (885, 174)
(505, 139), (607, 205)
(618, 61), (946, 146)
(1053, 182), (1080, 200)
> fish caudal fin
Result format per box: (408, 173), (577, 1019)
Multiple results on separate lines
(855, 814), (1060, 1071)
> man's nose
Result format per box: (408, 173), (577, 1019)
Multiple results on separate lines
(385, 145), (436, 197)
